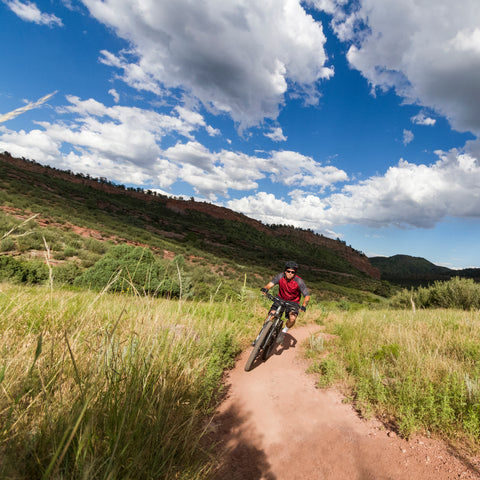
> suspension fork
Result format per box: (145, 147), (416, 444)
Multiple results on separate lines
(264, 310), (284, 346)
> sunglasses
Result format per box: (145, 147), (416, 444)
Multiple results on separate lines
(285, 270), (296, 274)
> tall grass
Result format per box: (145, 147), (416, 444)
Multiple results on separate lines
(309, 308), (480, 444)
(0, 282), (256, 479)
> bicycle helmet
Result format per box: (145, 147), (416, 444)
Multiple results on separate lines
(284, 261), (298, 271)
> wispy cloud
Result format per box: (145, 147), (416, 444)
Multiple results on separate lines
(4, 0), (63, 26)
(108, 89), (120, 103)
(411, 112), (436, 126)
(264, 127), (287, 142)
(0, 91), (57, 124)
(403, 129), (414, 145)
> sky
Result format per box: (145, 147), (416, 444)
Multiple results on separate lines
(1, 0), (480, 269)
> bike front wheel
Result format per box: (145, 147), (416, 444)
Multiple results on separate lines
(262, 319), (282, 361)
(244, 320), (273, 372)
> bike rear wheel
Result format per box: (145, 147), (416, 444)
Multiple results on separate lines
(244, 320), (273, 372)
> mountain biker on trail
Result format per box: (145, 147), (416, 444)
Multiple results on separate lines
(260, 261), (310, 344)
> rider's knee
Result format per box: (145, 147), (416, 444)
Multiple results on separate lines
(286, 315), (297, 328)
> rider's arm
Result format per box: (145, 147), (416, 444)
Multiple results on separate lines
(296, 277), (310, 311)
(261, 281), (275, 293)
(301, 294), (310, 311)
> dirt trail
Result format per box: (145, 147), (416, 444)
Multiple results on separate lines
(210, 325), (480, 480)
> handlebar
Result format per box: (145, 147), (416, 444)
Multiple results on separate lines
(262, 291), (300, 310)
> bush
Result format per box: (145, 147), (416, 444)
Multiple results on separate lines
(63, 246), (77, 257)
(53, 262), (82, 285)
(84, 237), (107, 254)
(16, 231), (45, 252)
(0, 237), (15, 252)
(74, 244), (181, 297)
(389, 277), (480, 310)
(0, 256), (48, 284)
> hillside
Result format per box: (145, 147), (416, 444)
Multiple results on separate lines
(370, 254), (480, 287)
(0, 152), (389, 301)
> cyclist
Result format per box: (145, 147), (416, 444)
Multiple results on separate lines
(260, 261), (310, 344)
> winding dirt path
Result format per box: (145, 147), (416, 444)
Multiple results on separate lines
(210, 325), (480, 480)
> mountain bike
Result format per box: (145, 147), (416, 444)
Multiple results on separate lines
(244, 291), (299, 372)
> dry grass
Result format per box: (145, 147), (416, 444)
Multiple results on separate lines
(0, 282), (248, 479)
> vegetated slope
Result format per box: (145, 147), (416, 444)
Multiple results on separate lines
(0, 152), (388, 300)
(370, 254), (480, 287)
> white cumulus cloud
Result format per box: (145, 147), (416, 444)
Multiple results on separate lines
(0, 97), (220, 185)
(264, 127), (287, 142)
(326, 0), (480, 136)
(0, 96), (346, 202)
(81, 0), (334, 128)
(227, 148), (480, 233)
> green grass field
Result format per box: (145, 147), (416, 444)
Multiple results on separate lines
(307, 307), (480, 447)
(2, 281), (480, 479)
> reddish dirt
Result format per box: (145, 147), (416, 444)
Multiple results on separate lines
(210, 325), (480, 480)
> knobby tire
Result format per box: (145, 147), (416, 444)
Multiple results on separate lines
(262, 320), (281, 361)
(244, 320), (273, 372)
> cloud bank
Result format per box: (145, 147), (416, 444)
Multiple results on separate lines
(0, 96), (347, 201)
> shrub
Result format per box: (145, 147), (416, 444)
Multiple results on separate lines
(0, 237), (15, 252)
(390, 277), (480, 310)
(53, 262), (82, 285)
(0, 256), (48, 284)
(53, 251), (66, 260)
(84, 237), (107, 254)
(16, 231), (45, 252)
(74, 244), (181, 297)
(63, 246), (77, 257)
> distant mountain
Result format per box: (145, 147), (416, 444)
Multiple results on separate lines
(370, 254), (480, 287)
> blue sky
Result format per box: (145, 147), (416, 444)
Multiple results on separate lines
(1, 0), (480, 269)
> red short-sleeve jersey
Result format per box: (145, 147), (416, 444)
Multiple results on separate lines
(270, 272), (309, 303)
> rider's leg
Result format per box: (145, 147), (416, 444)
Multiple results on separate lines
(285, 311), (297, 329)
(277, 311), (298, 344)
(263, 309), (275, 324)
